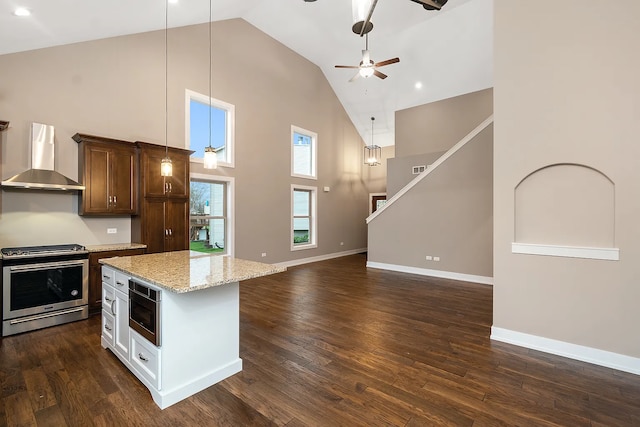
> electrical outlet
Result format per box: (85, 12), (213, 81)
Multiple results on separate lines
(107, 228), (117, 234)
(433, 256), (440, 262)
(425, 255), (432, 261)
(261, 252), (267, 257)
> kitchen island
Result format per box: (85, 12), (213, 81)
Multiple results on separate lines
(99, 251), (285, 409)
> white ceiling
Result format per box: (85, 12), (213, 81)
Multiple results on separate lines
(0, 0), (493, 147)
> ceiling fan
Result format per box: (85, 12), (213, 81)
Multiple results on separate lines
(351, 0), (449, 36)
(334, 34), (399, 82)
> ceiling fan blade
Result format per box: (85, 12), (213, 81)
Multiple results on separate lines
(373, 70), (388, 80)
(409, 0), (446, 10)
(349, 72), (361, 82)
(335, 65), (360, 69)
(374, 57), (400, 68)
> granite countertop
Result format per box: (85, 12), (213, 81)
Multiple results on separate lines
(100, 251), (286, 294)
(85, 243), (147, 253)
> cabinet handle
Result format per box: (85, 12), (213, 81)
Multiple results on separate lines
(169, 182), (172, 192)
(113, 195), (117, 205)
(105, 324), (112, 331)
(111, 300), (116, 316)
(108, 196), (112, 205)
(116, 280), (125, 287)
(103, 274), (111, 280)
(138, 353), (149, 362)
(104, 296), (113, 302)
(168, 228), (173, 236)
(164, 182), (168, 193)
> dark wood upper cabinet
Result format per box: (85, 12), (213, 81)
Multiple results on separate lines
(137, 142), (190, 199)
(74, 133), (138, 216)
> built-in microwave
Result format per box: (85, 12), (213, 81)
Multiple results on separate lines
(129, 280), (161, 346)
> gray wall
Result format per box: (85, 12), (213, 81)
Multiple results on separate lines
(395, 88), (493, 158)
(387, 151), (445, 197)
(0, 19), (372, 263)
(368, 125), (493, 278)
(494, 1), (640, 358)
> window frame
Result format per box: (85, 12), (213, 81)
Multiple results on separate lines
(291, 125), (317, 180)
(185, 89), (235, 168)
(291, 184), (318, 251)
(189, 173), (235, 257)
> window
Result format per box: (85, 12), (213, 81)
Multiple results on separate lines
(291, 125), (317, 179)
(291, 185), (317, 250)
(190, 174), (234, 256)
(186, 89), (235, 167)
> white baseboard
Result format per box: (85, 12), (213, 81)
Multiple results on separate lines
(491, 327), (640, 376)
(366, 261), (493, 285)
(276, 248), (367, 268)
(512, 242), (619, 261)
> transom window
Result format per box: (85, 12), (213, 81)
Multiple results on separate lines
(186, 89), (235, 168)
(291, 185), (317, 250)
(190, 174), (234, 256)
(291, 125), (317, 179)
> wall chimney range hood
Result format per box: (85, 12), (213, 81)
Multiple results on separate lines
(1, 122), (85, 191)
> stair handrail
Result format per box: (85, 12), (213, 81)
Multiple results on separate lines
(366, 114), (494, 224)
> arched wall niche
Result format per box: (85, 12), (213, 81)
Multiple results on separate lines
(512, 163), (618, 260)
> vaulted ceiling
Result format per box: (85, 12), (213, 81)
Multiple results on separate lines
(0, 0), (493, 147)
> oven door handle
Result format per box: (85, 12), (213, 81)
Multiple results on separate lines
(9, 307), (86, 325)
(8, 260), (87, 272)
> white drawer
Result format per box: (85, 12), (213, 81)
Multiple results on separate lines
(102, 284), (115, 313)
(101, 266), (115, 286)
(113, 271), (130, 293)
(130, 330), (161, 390)
(102, 309), (115, 347)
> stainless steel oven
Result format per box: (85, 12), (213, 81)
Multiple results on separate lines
(2, 244), (89, 336)
(129, 279), (161, 346)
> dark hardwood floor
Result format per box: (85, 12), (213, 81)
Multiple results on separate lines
(1, 254), (639, 426)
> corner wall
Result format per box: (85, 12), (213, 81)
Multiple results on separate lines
(493, 0), (640, 366)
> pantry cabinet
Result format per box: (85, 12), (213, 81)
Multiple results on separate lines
(131, 142), (193, 254)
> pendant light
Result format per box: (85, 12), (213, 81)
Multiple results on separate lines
(160, 0), (173, 177)
(203, 0), (217, 169)
(364, 116), (381, 166)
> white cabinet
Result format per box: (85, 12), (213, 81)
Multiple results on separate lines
(101, 266), (131, 363)
(130, 330), (161, 389)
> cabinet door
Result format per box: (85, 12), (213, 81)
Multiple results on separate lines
(141, 149), (168, 198)
(166, 153), (189, 198)
(102, 309), (115, 347)
(165, 200), (189, 252)
(142, 198), (168, 254)
(110, 146), (137, 214)
(82, 145), (110, 214)
(114, 290), (130, 360)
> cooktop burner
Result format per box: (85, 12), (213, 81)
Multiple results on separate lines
(1, 243), (87, 258)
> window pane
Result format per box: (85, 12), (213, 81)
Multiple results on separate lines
(293, 218), (310, 245)
(293, 190), (310, 216)
(190, 99), (227, 161)
(293, 132), (312, 176)
(190, 180), (226, 254)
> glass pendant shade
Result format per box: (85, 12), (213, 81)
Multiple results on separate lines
(364, 145), (381, 166)
(352, 0), (374, 34)
(203, 146), (217, 169)
(359, 66), (375, 78)
(161, 157), (173, 176)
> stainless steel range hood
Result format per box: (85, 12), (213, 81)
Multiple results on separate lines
(1, 122), (85, 191)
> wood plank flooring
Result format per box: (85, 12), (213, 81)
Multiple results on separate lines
(1, 254), (639, 426)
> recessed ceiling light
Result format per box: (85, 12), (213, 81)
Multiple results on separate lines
(13, 8), (31, 17)
(415, 82), (423, 89)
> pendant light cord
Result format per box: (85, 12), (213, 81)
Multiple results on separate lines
(165, 0), (169, 159)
